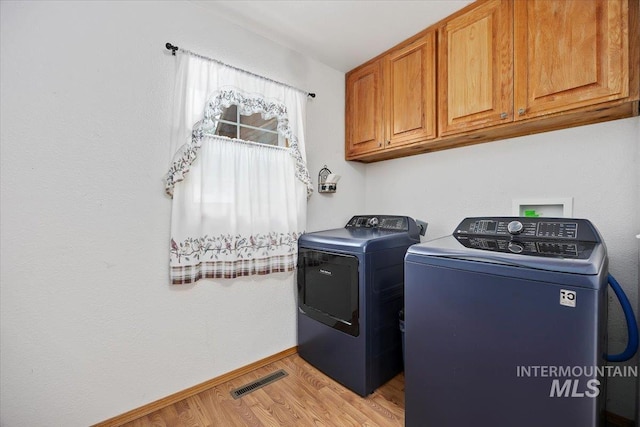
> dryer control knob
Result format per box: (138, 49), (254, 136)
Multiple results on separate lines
(507, 220), (524, 235)
(368, 217), (379, 227)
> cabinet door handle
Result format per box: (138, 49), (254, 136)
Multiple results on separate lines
(518, 108), (526, 115)
(500, 112), (508, 119)
(378, 142), (382, 147)
(387, 140), (391, 145)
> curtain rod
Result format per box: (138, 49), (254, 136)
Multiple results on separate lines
(165, 42), (316, 98)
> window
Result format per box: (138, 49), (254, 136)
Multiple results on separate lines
(211, 105), (286, 147)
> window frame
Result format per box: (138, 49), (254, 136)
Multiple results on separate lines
(211, 104), (287, 147)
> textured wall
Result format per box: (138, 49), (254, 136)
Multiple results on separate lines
(0, 1), (363, 425)
(2, 0), (637, 425)
(364, 117), (640, 419)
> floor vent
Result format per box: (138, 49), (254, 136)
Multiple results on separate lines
(230, 369), (288, 399)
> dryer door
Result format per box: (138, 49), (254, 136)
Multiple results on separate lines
(297, 248), (359, 336)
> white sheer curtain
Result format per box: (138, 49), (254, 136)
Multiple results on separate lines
(166, 52), (312, 284)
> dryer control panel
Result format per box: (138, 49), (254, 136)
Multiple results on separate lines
(346, 215), (409, 231)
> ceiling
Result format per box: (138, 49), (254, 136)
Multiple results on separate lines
(192, 0), (473, 72)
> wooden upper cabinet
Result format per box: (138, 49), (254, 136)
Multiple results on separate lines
(438, 0), (514, 136)
(346, 61), (383, 158)
(514, 0), (629, 120)
(345, 0), (637, 162)
(439, 0), (631, 133)
(346, 32), (436, 159)
(384, 33), (437, 148)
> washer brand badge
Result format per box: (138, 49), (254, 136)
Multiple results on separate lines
(319, 269), (332, 276)
(560, 289), (576, 307)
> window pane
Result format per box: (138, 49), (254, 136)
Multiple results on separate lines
(211, 104), (282, 145)
(220, 105), (238, 123)
(216, 121), (237, 139)
(239, 127), (278, 146)
(240, 112), (278, 132)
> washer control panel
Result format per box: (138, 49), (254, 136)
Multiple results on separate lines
(453, 235), (595, 259)
(455, 217), (590, 240)
(452, 217), (601, 258)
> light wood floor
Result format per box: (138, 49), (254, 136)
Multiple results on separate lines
(121, 354), (405, 427)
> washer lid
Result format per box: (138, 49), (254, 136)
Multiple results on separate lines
(406, 234), (606, 276)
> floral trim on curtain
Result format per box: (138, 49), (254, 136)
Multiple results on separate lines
(165, 89), (313, 198)
(170, 231), (304, 283)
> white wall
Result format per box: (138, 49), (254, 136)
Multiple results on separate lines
(365, 117), (640, 419)
(2, 0), (637, 425)
(0, 1), (363, 426)
(304, 66), (366, 232)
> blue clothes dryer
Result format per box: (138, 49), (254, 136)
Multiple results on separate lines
(297, 215), (420, 396)
(404, 217), (608, 427)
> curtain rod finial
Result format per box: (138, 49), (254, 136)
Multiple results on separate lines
(166, 42), (178, 56)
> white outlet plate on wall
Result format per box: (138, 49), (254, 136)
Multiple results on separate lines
(512, 197), (573, 218)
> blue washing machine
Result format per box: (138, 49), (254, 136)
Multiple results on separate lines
(404, 217), (608, 427)
(297, 215), (421, 396)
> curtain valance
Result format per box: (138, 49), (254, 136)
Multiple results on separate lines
(167, 52), (312, 198)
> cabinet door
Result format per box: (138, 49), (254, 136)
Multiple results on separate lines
(438, 0), (513, 136)
(346, 61), (383, 158)
(384, 32), (437, 148)
(514, 0), (629, 120)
